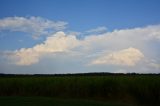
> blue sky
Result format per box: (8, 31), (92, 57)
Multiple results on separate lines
(1, 0), (160, 31)
(0, 0), (160, 74)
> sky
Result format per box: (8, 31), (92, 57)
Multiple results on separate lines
(0, 0), (160, 74)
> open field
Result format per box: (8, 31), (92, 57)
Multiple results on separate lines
(0, 96), (135, 106)
(0, 74), (160, 105)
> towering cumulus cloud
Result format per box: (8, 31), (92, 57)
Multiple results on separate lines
(11, 32), (79, 65)
(1, 16), (160, 73)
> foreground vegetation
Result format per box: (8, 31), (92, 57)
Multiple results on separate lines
(0, 96), (135, 106)
(0, 74), (160, 105)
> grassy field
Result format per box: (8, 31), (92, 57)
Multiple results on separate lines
(0, 74), (160, 105)
(0, 96), (135, 106)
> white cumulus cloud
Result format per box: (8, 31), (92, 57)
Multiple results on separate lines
(90, 47), (144, 66)
(2, 22), (160, 73)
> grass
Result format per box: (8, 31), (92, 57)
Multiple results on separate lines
(0, 96), (135, 106)
(0, 75), (160, 105)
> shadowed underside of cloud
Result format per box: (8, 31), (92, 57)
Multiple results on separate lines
(1, 16), (160, 73)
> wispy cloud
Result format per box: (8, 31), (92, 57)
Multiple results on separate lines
(0, 16), (67, 39)
(86, 26), (107, 34)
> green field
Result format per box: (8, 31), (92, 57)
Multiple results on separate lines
(0, 96), (135, 106)
(0, 74), (160, 105)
